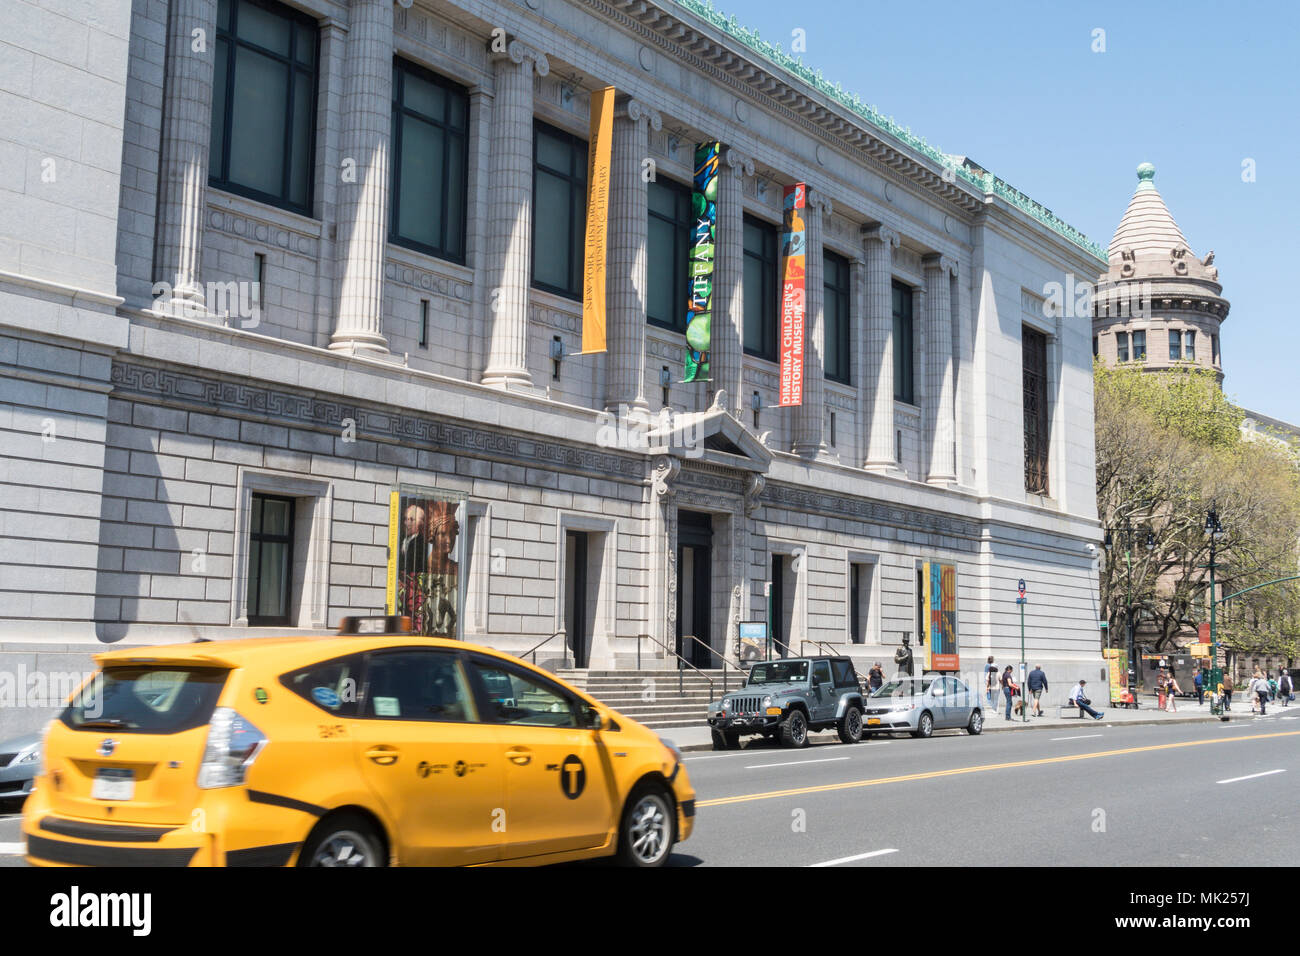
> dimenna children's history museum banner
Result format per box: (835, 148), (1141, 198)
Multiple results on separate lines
(778, 182), (806, 407)
(683, 142), (719, 383)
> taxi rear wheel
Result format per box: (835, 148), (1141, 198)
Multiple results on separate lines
(300, 814), (386, 867)
(615, 784), (676, 867)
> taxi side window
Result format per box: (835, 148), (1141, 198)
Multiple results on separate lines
(280, 654), (362, 716)
(362, 650), (476, 722)
(469, 660), (578, 728)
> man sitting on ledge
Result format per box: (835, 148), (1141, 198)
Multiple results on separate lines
(1068, 679), (1105, 720)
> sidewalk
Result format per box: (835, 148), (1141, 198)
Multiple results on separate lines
(664, 698), (1298, 752)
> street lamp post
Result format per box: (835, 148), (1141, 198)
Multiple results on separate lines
(1205, 503), (1226, 696)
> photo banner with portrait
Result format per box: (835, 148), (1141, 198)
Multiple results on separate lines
(385, 486), (466, 638)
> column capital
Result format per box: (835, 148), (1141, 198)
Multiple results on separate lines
(492, 38), (550, 77)
(862, 222), (901, 250)
(724, 147), (755, 178)
(923, 253), (958, 278)
(807, 187), (833, 218)
(616, 97), (662, 131)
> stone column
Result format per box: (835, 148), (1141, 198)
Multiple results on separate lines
(604, 99), (661, 412)
(792, 189), (830, 457)
(710, 148), (753, 420)
(861, 224), (900, 469)
(329, 0), (394, 354)
(153, 0), (219, 316)
(923, 254), (958, 483)
(481, 41), (549, 387)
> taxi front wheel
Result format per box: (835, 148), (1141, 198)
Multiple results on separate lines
(299, 814), (387, 867)
(615, 784), (676, 868)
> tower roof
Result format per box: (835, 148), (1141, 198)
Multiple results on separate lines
(1108, 163), (1192, 265)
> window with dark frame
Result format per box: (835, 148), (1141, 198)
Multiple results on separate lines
(892, 280), (914, 403)
(742, 215), (778, 360)
(1212, 333), (1220, 364)
(1116, 331), (1129, 362)
(646, 177), (692, 331)
(824, 251), (852, 384)
(247, 493), (295, 627)
(210, 0), (318, 215)
(531, 121), (587, 299)
(1022, 325), (1049, 495)
(390, 59), (469, 262)
(1169, 329), (1182, 361)
(1184, 329), (1196, 360)
(1132, 329), (1146, 361)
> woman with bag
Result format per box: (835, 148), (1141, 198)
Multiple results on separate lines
(1000, 665), (1016, 720)
(1165, 674), (1181, 712)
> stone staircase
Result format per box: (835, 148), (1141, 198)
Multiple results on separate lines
(555, 669), (740, 731)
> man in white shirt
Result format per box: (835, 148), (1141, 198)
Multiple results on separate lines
(1068, 679), (1104, 720)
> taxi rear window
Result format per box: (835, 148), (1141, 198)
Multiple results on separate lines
(61, 666), (226, 734)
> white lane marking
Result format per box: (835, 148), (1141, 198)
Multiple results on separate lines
(1051, 734), (1103, 741)
(744, 756), (851, 770)
(810, 848), (899, 867)
(1217, 769), (1286, 785)
(0, 842), (24, 855)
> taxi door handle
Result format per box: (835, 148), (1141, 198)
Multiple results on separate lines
(505, 748), (531, 766)
(366, 747), (399, 766)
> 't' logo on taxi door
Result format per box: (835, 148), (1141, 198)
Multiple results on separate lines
(560, 754), (585, 799)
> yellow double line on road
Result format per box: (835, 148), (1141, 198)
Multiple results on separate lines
(697, 730), (1300, 809)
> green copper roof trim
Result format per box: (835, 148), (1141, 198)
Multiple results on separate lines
(670, 0), (1108, 263)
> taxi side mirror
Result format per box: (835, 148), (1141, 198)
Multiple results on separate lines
(584, 707), (605, 730)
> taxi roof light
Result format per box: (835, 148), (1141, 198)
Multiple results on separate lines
(336, 615), (413, 636)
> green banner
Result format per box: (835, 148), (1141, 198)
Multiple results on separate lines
(684, 142), (719, 382)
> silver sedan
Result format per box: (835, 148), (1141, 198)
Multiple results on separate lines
(0, 731), (41, 805)
(861, 676), (984, 738)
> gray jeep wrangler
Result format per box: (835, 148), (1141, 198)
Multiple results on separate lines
(706, 656), (866, 749)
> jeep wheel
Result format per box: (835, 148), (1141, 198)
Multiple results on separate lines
(967, 709), (984, 735)
(779, 709), (809, 748)
(911, 711), (934, 739)
(837, 705), (864, 744)
(711, 728), (740, 751)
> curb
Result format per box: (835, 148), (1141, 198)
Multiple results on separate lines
(675, 714), (1238, 752)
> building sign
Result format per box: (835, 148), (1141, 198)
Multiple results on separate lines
(580, 86), (616, 354)
(922, 561), (959, 670)
(777, 183), (806, 406)
(386, 486), (465, 638)
(738, 621), (768, 662)
(683, 142), (720, 383)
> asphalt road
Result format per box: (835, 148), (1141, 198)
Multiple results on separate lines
(0, 715), (1295, 868)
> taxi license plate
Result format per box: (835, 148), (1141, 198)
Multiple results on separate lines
(867, 718), (882, 726)
(92, 768), (134, 801)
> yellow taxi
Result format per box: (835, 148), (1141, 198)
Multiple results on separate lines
(22, 617), (694, 867)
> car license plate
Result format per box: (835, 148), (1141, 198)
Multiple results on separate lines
(92, 768), (134, 801)
(867, 718), (881, 726)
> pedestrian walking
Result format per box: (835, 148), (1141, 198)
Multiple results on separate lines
(1253, 674), (1269, 715)
(1165, 674), (1180, 712)
(1027, 664), (1048, 717)
(1155, 668), (1168, 710)
(1268, 673), (1278, 701)
(1280, 670), (1293, 707)
(1194, 669), (1204, 706)
(1068, 679), (1105, 720)
(868, 662), (884, 693)
(1000, 665), (1016, 719)
(984, 657), (999, 712)
(1222, 672), (1234, 711)
(1250, 669), (1263, 714)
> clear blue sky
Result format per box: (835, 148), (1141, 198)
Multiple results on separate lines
(708, 0), (1300, 421)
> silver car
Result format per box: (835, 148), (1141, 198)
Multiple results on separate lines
(862, 676), (984, 738)
(0, 731), (41, 804)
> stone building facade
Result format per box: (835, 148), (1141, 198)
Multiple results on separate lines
(1, 0), (1106, 733)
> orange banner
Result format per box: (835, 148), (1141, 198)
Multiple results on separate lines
(581, 86), (615, 354)
(778, 183), (807, 406)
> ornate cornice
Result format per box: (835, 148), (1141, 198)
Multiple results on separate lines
(764, 481), (980, 541)
(585, 0), (1106, 263)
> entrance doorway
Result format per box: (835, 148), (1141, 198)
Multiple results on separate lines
(677, 511), (713, 669)
(564, 531), (589, 667)
(771, 554), (788, 657)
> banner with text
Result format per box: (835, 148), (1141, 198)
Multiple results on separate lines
(684, 142), (720, 382)
(778, 182), (807, 406)
(922, 561), (959, 671)
(580, 86), (616, 353)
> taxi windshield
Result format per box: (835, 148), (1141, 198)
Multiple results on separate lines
(747, 661), (809, 685)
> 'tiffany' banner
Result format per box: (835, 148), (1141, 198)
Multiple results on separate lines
(684, 142), (720, 382)
(778, 183), (806, 406)
(581, 86), (616, 354)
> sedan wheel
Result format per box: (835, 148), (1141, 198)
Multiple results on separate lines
(912, 711), (934, 739)
(967, 709), (984, 735)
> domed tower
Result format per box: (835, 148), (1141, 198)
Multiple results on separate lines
(1093, 163), (1229, 380)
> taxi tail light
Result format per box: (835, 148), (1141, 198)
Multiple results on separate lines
(197, 708), (267, 789)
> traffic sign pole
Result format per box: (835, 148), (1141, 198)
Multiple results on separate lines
(1017, 578), (1027, 723)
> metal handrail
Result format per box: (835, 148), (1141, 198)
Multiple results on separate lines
(799, 639), (840, 659)
(636, 633), (716, 698)
(524, 630), (568, 669)
(677, 634), (747, 694)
